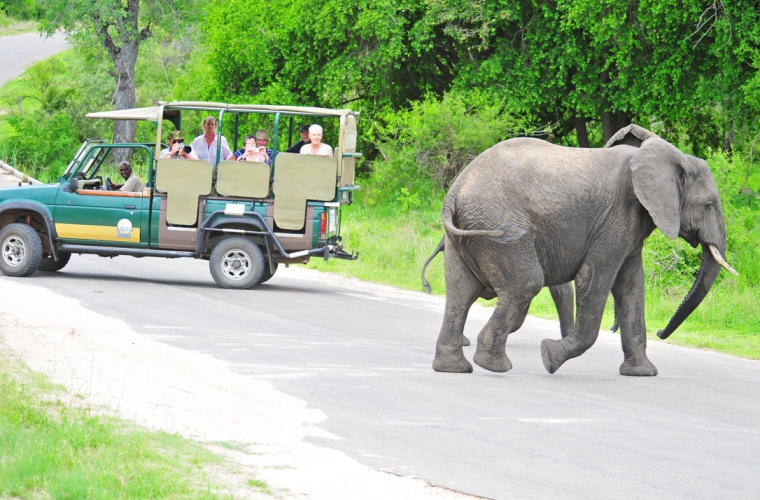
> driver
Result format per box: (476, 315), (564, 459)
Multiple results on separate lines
(109, 161), (143, 192)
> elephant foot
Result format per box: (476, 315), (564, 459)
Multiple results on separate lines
(540, 339), (567, 374)
(433, 343), (473, 373)
(473, 348), (512, 373)
(461, 334), (471, 347)
(620, 357), (658, 376)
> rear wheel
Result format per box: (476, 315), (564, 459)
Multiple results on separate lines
(0, 223), (43, 277)
(38, 252), (71, 272)
(209, 237), (264, 289)
(259, 262), (279, 284)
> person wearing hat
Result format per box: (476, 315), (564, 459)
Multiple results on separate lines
(285, 124), (312, 154)
(233, 129), (272, 164)
(160, 130), (199, 160)
(236, 134), (269, 163)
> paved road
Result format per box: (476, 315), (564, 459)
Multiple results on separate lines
(0, 32), (68, 88)
(0, 31), (758, 500)
(1, 254), (757, 499)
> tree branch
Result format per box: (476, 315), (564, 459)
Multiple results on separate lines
(93, 12), (119, 60)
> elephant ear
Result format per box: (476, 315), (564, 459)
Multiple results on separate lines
(630, 137), (684, 240)
(605, 124), (659, 148)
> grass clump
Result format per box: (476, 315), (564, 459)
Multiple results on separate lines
(0, 14), (37, 37)
(0, 352), (235, 499)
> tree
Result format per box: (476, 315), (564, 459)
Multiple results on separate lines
(198, 0), (760, 153)
(201, 0), (459, 110)
(37, 0), (194, 161)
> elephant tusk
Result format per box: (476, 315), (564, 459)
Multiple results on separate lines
(708, 244), (739, 276)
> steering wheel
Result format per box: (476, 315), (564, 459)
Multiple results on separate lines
(105, 176), (113, 191)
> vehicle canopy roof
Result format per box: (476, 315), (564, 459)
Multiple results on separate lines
(85, 101), (358, 121)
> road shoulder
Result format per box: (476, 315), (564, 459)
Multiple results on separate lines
(0, 278), (482, 500)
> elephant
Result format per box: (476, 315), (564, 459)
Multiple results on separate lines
(422, 239), (576, 342)
(428, 124), (737, 376)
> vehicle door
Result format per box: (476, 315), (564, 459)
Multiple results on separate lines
(53, 145), (150, 248)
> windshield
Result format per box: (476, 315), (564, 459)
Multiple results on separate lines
(63, 140), (106, 178)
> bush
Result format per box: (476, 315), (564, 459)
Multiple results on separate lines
(0, 0), (36, 19)
(370, 91), (522, 193)
(0, 112), (80, 182)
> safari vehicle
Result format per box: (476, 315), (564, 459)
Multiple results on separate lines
(0, 101), (360, 288)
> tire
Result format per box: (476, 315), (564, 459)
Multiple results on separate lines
(38, 252), (71, 272)
(0, 223), (43, 277)
(259, 262), (278, 284)
(209, 237), (264, 289)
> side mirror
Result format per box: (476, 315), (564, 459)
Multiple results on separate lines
(63, 177), (78, 193)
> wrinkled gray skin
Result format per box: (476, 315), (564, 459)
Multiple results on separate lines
(422, 241), (576, 344)
(431, 125), (733, 376)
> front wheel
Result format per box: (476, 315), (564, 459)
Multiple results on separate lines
(38, 252), (71, 272)
(209, 237), (264, 289)
(0, 223), (43, 277)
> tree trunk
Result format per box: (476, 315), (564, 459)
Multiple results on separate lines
(94, 0), (148, 165)
(574, 117), (589, 147)
(601, 111), (631, 144)
(722, 120), (734, 158)
(111, 42), (139, 164)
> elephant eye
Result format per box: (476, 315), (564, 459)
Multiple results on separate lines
(704, 202), (714, 211)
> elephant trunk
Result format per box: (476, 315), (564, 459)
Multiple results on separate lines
(657, 243), (725, 339)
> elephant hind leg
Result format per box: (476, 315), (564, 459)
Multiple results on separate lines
(433, 236), (484, 373)
(469, 234), (544, 373)
(472, 290), (538, 373)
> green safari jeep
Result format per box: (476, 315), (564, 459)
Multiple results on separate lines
(0, 101), (360, 288)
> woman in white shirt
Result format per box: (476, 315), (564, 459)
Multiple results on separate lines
(300, 124), (333, 157)
(189, 116), (233, 166)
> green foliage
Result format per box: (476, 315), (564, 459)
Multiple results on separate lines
(0, 0), (36, 19)
(0, 355), (225, 499)
(369, 91), (521, 196)
(0, 30), (202, 180)
(200, 0), (452, 110)
(0, 113), (80, 182)
(192, 0), (760, 156)
(0, 55), (82, 182)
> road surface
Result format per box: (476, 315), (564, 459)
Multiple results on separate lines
(0, 31), (68, 88)
(0, 253), (756, 499)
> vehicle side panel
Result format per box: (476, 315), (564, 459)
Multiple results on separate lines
(53, 185), (146, 247)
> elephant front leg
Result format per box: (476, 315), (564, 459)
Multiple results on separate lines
(541, 260), (616, 374)
(549, 283), (575, 338)
(612, 252), (658, 376)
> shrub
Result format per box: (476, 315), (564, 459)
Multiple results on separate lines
(370, 91), (523, 194)
(0, 112), (80, 182)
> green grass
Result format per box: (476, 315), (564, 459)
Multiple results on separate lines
(0, 18), (38, 37)
(247, 478), (273, 495)
(0, 351), (271, 499)
(310, 175), (760, 360)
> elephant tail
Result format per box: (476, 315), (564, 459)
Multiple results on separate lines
(441, 197), (506, 239)
(442, 197), (526, 243)
(421, 236), (445, 294)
